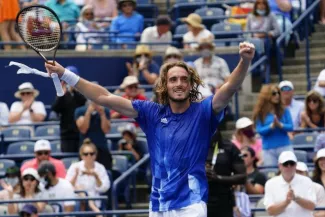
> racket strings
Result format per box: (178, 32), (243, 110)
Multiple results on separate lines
(17, 7), (61, 52)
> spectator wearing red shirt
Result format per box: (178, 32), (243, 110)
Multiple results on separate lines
(20, 140), (66, 178)
(111, 76), (146, 120)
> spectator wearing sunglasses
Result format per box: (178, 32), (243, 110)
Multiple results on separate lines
(4, 168), (45, 214)
(241, 146), (266, 194)
(20, 140), (66, 178)
(264, 151), (316, 217)
(38, 161), (75, 212)
(253, 84), (293, 166)
(111, 76), (146, 120)
(9, 82), (46, 124)
(19, 204), (38, 217)
(66, 138), (109, 213)
(300, 90), (325, 129)
(125, 45), (160, 85)
(279, 80), (304, 130)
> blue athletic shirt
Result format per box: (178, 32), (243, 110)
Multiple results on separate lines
(132, 95), (224, 211)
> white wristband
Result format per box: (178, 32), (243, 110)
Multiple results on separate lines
(61, 68), (80, 87)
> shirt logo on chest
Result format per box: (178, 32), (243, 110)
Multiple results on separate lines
(161, 118), (168, 124)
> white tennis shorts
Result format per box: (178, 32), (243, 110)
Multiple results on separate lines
(149, 201), (207, 217)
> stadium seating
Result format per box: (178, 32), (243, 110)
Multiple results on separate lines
(292, 133), (319, 145)
(1, 127), (32, 139)
(194, 7), (224, 30)
(259, 168), (278, 180)
(35, 125), (60, 138)
(294, 150), (308, 163)
(50, 140), (62, 153)
(0, 159), (16, 177)
(6, 141), (35, 155)
(110, 122), (130, 135)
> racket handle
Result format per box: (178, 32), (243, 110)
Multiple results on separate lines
(51, 73), (64, 97)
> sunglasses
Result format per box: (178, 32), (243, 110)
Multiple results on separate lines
(126, 84), (138, 89)
(280, 86), (292, 92)
(23, 175), (36, 182)
(282, 161), (296, 167)
(36, 151), (49, 156)
(84, 12), (94, 16)
(308, 98), (319, 103)
(21, 92), (33, 96)
(20, 213), (31, 217)
(272, 91), (280, 96)
(82, 152), (95, 156)
(241, 153), (248, 158)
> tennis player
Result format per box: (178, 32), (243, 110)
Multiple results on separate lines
(45, 42), (255, 217)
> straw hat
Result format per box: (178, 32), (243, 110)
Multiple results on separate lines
(120, 76), (139, 89)
(181, 13), (204, 29)
(134, 45), (152, 58)
(197, 37), (215, 50)
(14, 82), (39, 99)
(164, 46), (182, 58)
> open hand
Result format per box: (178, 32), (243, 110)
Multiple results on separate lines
(239, 42), (255, 62)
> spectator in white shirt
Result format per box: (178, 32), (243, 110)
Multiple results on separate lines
(264, 151), (316, 217)
(140, 15), (172, 51)
(0, 102), (9, 126)
(296, 161), (325, 217)
(66, 138), (110, 213)
(9, 82), (46, 124)
(279, 80), (304, 139)
(181, 13), (214, 50)
(314, 68), (325, 97)
(194, 38), (230, 92)
(38, 161), (75, 212)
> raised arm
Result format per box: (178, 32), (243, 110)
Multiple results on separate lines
(212, 42), (255, 113)
(45, 62), (138, 118)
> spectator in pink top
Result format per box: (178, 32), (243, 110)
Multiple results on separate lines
(232, 117), (263, 166)
(20, 140), (66, 178)
(85, 0), (118, 19)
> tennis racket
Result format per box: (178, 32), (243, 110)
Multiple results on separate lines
(16, 5), (64, 97)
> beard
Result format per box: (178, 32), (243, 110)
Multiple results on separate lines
(168, 91), (190, 103)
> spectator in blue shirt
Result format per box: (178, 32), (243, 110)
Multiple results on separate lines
(253, 84), (293, 166)
(45, 0), (80, 29)
(110, 0), (144, 48)
(125, 45), (160, 85)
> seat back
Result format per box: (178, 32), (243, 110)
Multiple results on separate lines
(294, 150), (308, 162)
(1, 127), (31, 139)
(50, 140), (62, 153)
(0, 159), (16, 177)
(292, 133), (318, 145)
(112, 155), (129, 173)
(62, 157), (79, 170)
(35, 125), (60, 137)
(7, 141), (35, 155)
(259, 168), (278, 180)
(195, 7), (224, 17)
(175, 24), (188, 35)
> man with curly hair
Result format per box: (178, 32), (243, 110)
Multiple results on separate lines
(44, 42), (255, 217)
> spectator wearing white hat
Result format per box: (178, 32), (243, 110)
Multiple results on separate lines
(181, 13), (214, 50)
(232, 117), (263, 165)
(296, 161), (325, 217)
(279, 80), (304, 130)
(20, 140), (66, 178)
(111, 76), (147, 120)
(264, 151), (316, 217)
(313, 149), (325, 187)
(9, 82), (46, 124)
(3, 168), (45, 214)
(163, 46), (183, 64)
(118, 123), (145, 161)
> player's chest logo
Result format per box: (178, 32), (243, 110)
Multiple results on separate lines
(160, 118), (168, 124)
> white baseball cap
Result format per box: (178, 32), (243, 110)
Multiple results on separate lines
(279, 80), (294, 90)
(316, 148), (325, 160)
(122, 123), (137, 136)
(34, 140), (51, 152)
(22, 168), (40, 181)
(296, 161), (308, 172)
(120, 76), (139, 89)
(278, 151), (297, 164)
(236, 117), (253, 129)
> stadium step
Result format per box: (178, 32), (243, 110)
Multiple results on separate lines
(296, 47), (325, 57)
(282, 63), (324, 74)
(283, 55), (325, 65)
(300, 39), (325, 48)
(314, 24), (325, 32)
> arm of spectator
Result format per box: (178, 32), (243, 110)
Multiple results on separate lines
(245, 181), (265, 194)
(94, 165), (110, 193)
(75, 106), (93, 134)
(278, 109), (293, 131)
(66, 163), (79, 187)
(30, 111), (46, 122)
(256, 119), (274, 136)
(9, 101), (29, 123)
(141, 68), (158, 84)
(267, 200), (291, 216)
(300, 111), (318, 128)
(269, 14), (281, 37)
(276, 0), (292, 12)
(319, 81), (325, 87)
(296, 182), (316, 211)
(295, 197), (315, 211)
(99, 107), (111, 134)
(212, 43), (254, 113)
(0, 181), (17, 214)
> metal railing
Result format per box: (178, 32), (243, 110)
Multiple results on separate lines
(276, 0), (320, 89)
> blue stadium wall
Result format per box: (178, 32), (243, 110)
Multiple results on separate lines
(0, 54), (239, 105)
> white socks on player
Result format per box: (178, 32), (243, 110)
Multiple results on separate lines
(61, 68), (80, 87)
